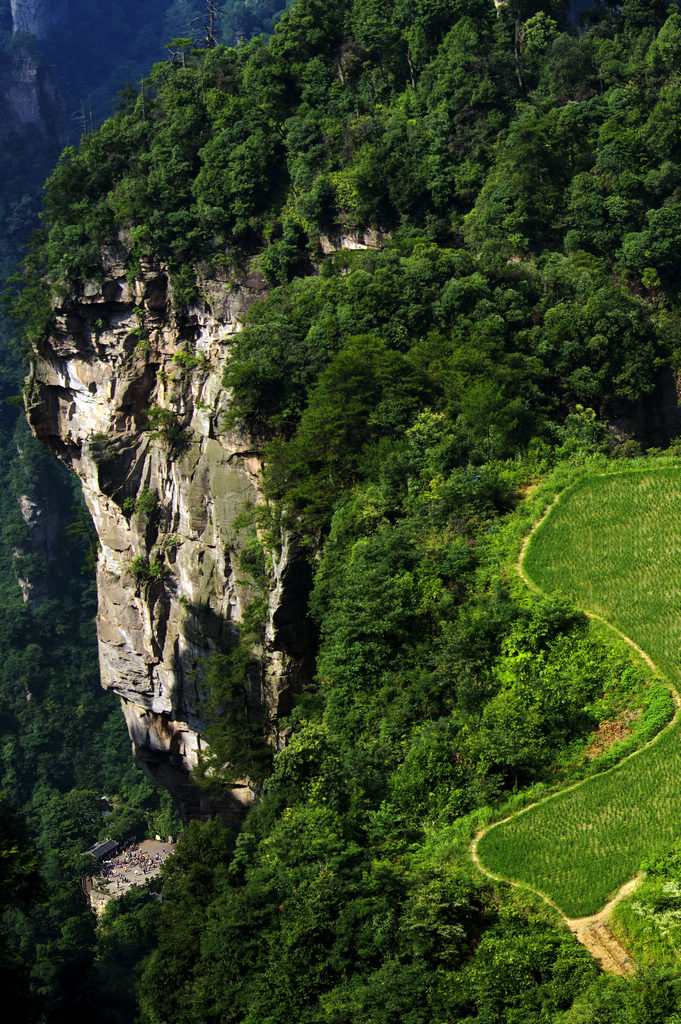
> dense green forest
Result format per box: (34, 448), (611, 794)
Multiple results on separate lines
(11, 0), (681, 1022)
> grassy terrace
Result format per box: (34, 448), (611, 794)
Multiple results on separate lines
(477, 468), (681, 918)
(525, 470), (681, 689)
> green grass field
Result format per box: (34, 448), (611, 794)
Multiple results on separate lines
(477, 467), (681, 918)
(524, 469), (681, 688)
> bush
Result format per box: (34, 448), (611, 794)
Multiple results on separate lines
(145, 406), (192, 457)
(122, 488), (159, 520)
(129, 555), (169, 590)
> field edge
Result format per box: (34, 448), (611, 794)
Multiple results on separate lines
(472, 465), (681, 921)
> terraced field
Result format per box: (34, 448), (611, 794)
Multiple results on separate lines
(525, 469), (681, 688)
(476, 468), (681, 918)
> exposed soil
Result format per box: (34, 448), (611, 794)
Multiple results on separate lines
(573, 922), (637, 975)
(585, 710), (641, 760)
(519, 482), (539, 499)
(568, 875), (641, 976)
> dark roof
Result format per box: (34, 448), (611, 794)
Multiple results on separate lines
(85, 839), (118, 860)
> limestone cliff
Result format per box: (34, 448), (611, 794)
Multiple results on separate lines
(0, 42), (66, 141)
(13, 466), (61, 605)
(11, 0), (68, 38)
(25, 245), (317, 822)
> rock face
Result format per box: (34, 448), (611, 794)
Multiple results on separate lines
(25, 247), (316, 823)
(0, 42), (66, 140)
(11, 0), (68, 38)
(13, 478), (61, 605)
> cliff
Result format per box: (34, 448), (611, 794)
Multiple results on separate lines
(24, 245), (318, 822)
(0, 42), (66, 141)
(11, 0), (68, 38)
(13, 463), (61, 605)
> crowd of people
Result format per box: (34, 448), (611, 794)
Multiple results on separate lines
(94, 838), (174, 897)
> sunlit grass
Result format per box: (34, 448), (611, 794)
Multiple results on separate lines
(525, 469), (681, 688)
(477, 468), (681, 918)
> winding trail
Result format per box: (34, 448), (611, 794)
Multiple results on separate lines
(470, 487), (681, 976)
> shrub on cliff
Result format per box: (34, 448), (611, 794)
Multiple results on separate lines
(145, 405), (192, 457)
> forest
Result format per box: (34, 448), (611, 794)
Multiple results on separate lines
(7, 0), (681, 1022)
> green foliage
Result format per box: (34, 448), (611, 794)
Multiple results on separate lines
(145, 405), (192, 456)
(259, 217), (310, 284)
(87, 431), (118, 464)
(221, 244), (674, 537)
(611, 837), (681, 968)
(195, 595), (272, 786)
(478, 467), (681, 916)
(264, 331), (437, 530)
(479, 704), (681, 917)
(0, 794), (41, 1017)
(556, 405), (613, 462)
(129, 555), (170, 589)
(4, 0), (681, 350)
(196, 649), (273, 786)
(0, 794), (43, 909)
(238, 531), (267, 585)
(3, 260), (54, 356)
(559, 967), (681, 1024)
(22, 2), (681, 1021)
(0, 385), (174, 1024)
(144, 436), (680, 1021)
(94, 884), (163, 1023)
(122, 487), (160, 520)
(65, 503), (101, 573)
(172, 345), (210, 373)
(170, 264), (200, 307)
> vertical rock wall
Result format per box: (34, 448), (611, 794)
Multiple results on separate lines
(25, 247), (316, 822)
(11, 0), (68, 38)
(0, 43), (66, 140)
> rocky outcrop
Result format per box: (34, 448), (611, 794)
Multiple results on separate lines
(13, 481), (61, 605)
(11, 0), (68, 38)
(319, 227), (387, 254)
(606, 366), (681, 448)
(0, 43), (66, 141)
(25, 246), (316, 823)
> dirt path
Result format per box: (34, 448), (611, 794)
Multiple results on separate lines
(516, 493), (561, 594)
(469, 488), (681, 976)
(470, 830), (639, 975)
(568, 875), (641, 976)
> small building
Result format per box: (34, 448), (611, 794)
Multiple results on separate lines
(84, 838), (118, 861)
